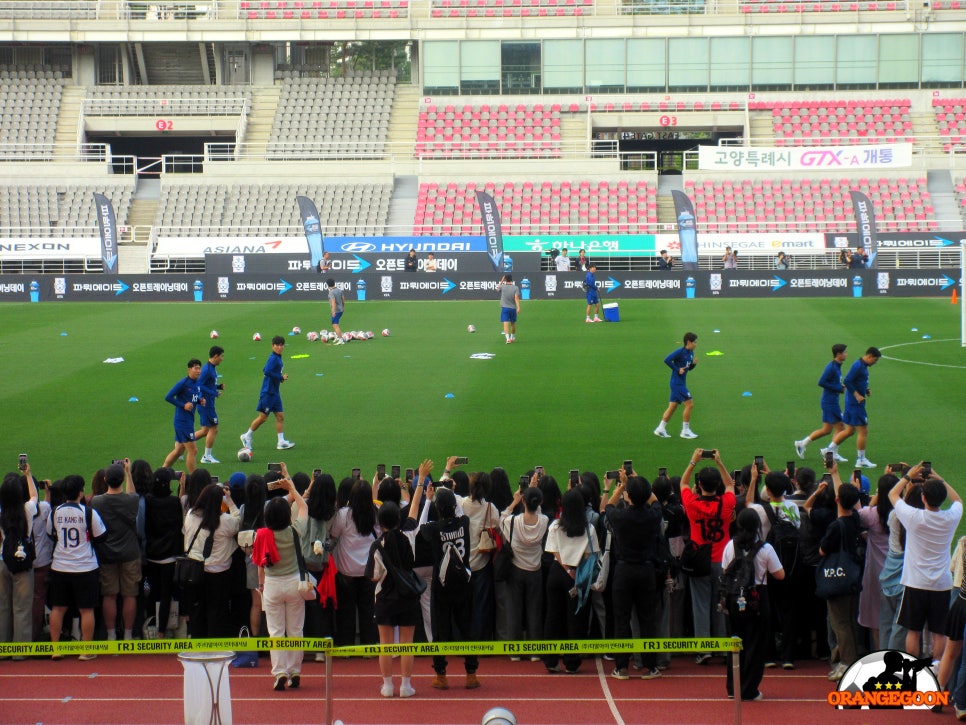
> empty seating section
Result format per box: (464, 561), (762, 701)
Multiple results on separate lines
(239, 0), (411, 18)
(86, 85), (251, 116)
(0, 183), (133, 236)
(750, 99), (912, 146)
(932, 98), (966, 153)
(413, 180), (656, 236)
(428, 0), (591, 18)
(156, 182), (392, 236)
(738, 0), (903, 10)
(0, 73), (65, 156)
(0, 1), (97, 18)
(268, 73), (395, 158)
(683, 176), (935, 233)
(416, 103), (562, 159)
(955, 179), (966, 216)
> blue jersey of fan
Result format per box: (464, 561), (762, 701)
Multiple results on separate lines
(664, 346), (694, 402)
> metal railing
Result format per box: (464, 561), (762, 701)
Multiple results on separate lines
(0, 142), (111, 162)
(82, 97), (250, 117)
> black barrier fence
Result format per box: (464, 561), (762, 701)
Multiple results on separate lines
(1, 269), (960, 302)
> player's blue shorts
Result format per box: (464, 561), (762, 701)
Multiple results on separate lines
(821, 404), (843, 426)
(669, 386), (692, 404)
(843, 405), (867, 427)
(174, 426), (196, 443)
(199, 407), (219, 428)
(586, 289), (599, 305)
(258, 395), (283, 415)
(501, 307), (517, 323)
(331, 311), (343, 325)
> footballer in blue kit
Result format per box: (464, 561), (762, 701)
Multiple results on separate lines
(195, 345), (224, 465)
(654, 332), (699, 439)
(162, 358), (203, 473)
(584, 265), (602, 322)
(827, 346), (881, 468)
(240, 336), (295, 451)
(794, 343), (848, 460)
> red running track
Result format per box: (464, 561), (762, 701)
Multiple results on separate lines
(0, 653), (932, 724)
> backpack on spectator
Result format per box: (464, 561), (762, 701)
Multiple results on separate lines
(796, 508), (822, 567)
(1, 508), (37, 574)
(762, 503), (801, 577)
(719, 542), (764, 617)
(439, 541), (470, 590)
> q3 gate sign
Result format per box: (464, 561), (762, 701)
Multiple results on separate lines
(2, 270), (958, 302)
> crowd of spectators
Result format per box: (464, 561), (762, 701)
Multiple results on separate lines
(0, 451), (962, 706)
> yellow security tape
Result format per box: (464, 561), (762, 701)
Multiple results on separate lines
(0, 637), (740, 658)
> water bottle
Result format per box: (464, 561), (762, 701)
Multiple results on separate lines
(852, 275), (863, 298)
(685, 275), (696, 300)
(29, 280), (39, 303)
(357, 278), (367, 301)
(193, 279), (204, 302)
(677, 209), (698, 267)
(520, 276), (531, 300)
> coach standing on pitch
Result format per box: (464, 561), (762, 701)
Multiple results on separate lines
(500, 274), (520, 345)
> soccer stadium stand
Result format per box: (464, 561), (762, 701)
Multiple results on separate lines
(416, 103), (562, 158)
(240, 0), (411, 19)
(156, 181), (392, 236)
(749, 99), (913, 146)
(0, 73), (65, 155)
(0, 181), (133, 236)
(414, 179), (656, 235)
(267, 73), (395, 158)
(684, 176), (936, 233)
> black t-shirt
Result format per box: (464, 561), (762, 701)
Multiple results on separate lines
(606, 502), (663, 565)
(419, 515), (470, 576)
(819, 511), (861, 555)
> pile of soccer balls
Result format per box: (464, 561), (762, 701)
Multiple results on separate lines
(308, 330), (379, 343)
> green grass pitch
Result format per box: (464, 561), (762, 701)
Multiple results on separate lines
(0, 298), (962, 503)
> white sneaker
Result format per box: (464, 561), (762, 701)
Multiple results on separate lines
(856, 457), (876, 468)
(593, 317), (602, 323)
(828, 662), (848, 681)
(654, 428), (671, 438)
(333, 338), (345, 346)
(834, 452), (849, 462)
(794, 440), (806, 459)
(680, 430), (699, 439)
(277, 440), (295, 450)
(585, 318), (592, 323)
(399, 684), (416, 698)
(200, 455), (220, 465)
(380, 683), (394, 697)
(240, 432), (253, 449)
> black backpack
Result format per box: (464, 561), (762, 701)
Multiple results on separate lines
(763, 503), (801, 577)
(719, 541), (764, 617)
(1, 507), (39, 574)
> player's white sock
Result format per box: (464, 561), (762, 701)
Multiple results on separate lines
(857, 449), (865, 460)
(205, 448), (213, 457)
(278, 433), (286, 444)
(655, 421), (666, 432)
(829, 442), (839, 453)
(682, 422), (692, 433)
(586, 317), (591, 322)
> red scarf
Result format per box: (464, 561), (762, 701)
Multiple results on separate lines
(252, 527), (280, 568)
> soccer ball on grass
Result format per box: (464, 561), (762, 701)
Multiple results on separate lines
(237, 448), (253, 462)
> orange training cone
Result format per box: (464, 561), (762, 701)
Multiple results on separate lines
(953, 288), (959, 305)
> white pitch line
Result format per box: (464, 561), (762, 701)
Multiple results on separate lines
(596, 654), (626, 725)
(878, 338), (966, 369)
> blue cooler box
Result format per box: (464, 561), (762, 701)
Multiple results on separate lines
(603, 303), (619, 322)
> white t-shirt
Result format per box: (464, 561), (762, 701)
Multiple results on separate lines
(501, 511), (550, 572)
(749, 500), (800, 541)
(720, 539), (783, 585)
(47, 501), (106, 573)
(544, 520), (599, 568)
(894, 498), (963, 590)
(330, 506), (381, 578)
(555, 255), (571, 272)
(184, 508), (241, 574)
